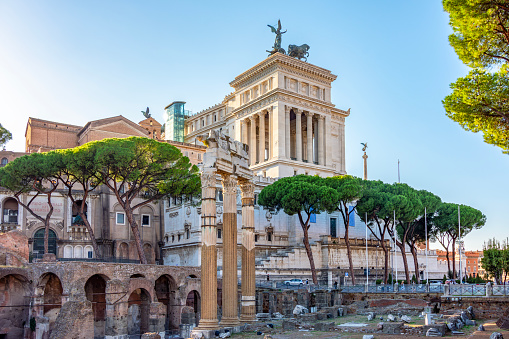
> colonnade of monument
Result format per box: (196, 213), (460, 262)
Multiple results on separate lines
(195, 130), (256, 333)
(240, 105), (334, 166)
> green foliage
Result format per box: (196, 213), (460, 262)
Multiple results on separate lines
(443, 1), (509, 153)
(387, 273), (393, 284)
(443, 69), (509, 154)
(0, 123), (12, 147)
(258, 175), (339, 221)
(93, 137), (200, 264)
(444, 0), (509, 68)
(443, 274), (447, 283)
(30, 317), (36, 332)
(258, 175), (339, 284)
(481, 239), (509, 284)
(411, 274), (417, 284)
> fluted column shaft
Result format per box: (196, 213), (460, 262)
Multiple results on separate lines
(220, 174), (240, 327)
(268, 107), (273, 159)
(240, 181), (256, 323)
(306, 112), (313, 163)
(318, 115), (325, 165)
(285, 106), (291, 159)
(196, 167), (218, 330)
(259, 111), (265, 162)
(242, 119), (248, 145)
(249, 116), (256, 166)
(295, 109), (302, 161)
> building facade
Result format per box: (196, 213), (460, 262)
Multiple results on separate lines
(1, 115), (206, 263)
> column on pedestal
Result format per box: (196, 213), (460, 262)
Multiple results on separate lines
(295, 109), (302, 162)
(196, 167), (218, 330)
(268, 107), (273, 160)
(220, 174), (240, 327)
(340, 122), (346, 172)
(258, 111), (265, 163)
(318, 115), (325, 165)
(306, 112), (313, 163)
(285, 106), (291, 160)
(249, 116), (257, 166)
(239, 180), (256, 323)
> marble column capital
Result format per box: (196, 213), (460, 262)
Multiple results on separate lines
(221, 174), (238, 195)
(201, 168), (217, 189)
(305, 111), (314, 118)
(239, 181), (255, 199)
(294, 108), (302, 114)
(258, 110), (265, 118)
(285, 105), (292, 114)
(317, 114), (326, 121)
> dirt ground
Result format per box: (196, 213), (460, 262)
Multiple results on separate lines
(229, 315), (509, 339)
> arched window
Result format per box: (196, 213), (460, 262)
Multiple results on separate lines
(33, 229), (57, 255)
(0, 158), (8, 167)
(2, 198), (18, 223)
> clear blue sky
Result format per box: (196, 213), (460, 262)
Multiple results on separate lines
(1, 1), (507, 250)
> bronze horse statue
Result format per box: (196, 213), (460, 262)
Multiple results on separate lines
(288, 44), (310, 61)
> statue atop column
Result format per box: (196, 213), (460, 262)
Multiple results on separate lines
(267, 20), (287, 56)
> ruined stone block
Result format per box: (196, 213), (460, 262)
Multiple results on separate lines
(382, 321), (403, 334)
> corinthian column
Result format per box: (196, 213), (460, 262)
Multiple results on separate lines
(285, 106), (291, 159)
(295, 109), (302, 162)
(306, 112), (314, 163)
(220, 174), (240, 327)
(259, 111), (265, 162)
(318, 115), (325, 165)
(249, 116), (257, 166)
(242, 119), (248, 145)
(195, 167), (218, 330)
(239, 180), (256, 323)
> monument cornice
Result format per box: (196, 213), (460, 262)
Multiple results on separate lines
(228, 89), (349, 120)
(230, 53), (337, 89)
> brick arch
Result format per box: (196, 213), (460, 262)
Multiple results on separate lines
(128, 278), (156, 302)
(0, 268), (30, 283)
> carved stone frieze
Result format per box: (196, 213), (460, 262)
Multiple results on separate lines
(169, 212), (179, 218)
(26, 220), (37, 230)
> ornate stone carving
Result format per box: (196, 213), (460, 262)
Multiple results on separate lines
(169, 212), (179, 218)
(186, 207), (191, 215)
(197, 208), (201, 215)
(201, 173), (217, 188)
(216, 206), (223, 214)
(55, 220), (64, 230)
(221, 175), (238, 195)
(240, 182), (255, 199)
(26, 220), (37, 230)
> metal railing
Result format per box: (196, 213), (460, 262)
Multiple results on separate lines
(341, 284), (444, 293)
(492, 285), (509, 296)
(449, 284), (486, 296)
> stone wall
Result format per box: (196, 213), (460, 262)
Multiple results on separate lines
(255, 289), (342, 316)
(440, 296), (509, 320)
(0, 230), (29, 266)
(0, 262), (201, 338)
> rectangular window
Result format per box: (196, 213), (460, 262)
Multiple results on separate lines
(217, 189), (223, 202)
(330, 218), (337, 238)
(310, 207), (316, 223)
(87, 251), (93, 259)
(348, 206), (355, 226)
(116, 212), (125, 225)
(217, 229), (222, 239)
(142, 215), (150, 227)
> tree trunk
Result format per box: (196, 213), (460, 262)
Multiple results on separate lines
(445, 249), (451, 277)
(410, 244), (420, 283)
(381, 243), (389, 284)
(344, 224), (356, 285)
(452, 238), (456, 279)
(124, 206), (147, 264)
(78, 211), (102, 258)
(301, 222), (317, 284)
(397, 242), (410, 283)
